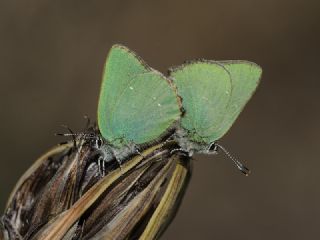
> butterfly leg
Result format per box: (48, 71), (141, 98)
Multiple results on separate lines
(97, 155), (106, 177)
(83, 115), (91, 131)
(115, 158), (123, 175)
(134, 147), (146, 159)
(111, 149), (123, 174)
(170, 148), (190, 157)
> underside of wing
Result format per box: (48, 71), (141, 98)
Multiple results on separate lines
(210, 61), (262, 140)
(169, 61), (232, 143)
(98, 45), (181, 146)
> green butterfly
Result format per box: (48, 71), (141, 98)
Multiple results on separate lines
(97, 45), (181, 163)
(169, 60), (262, 174)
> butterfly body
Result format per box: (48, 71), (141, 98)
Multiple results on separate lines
(172, 127), (219, 156)
(95, 140), (135, 163)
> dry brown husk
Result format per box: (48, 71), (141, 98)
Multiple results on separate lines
(1, 130), (192, 240)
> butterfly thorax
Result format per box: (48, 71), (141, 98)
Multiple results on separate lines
(173, 127), (218, 156)
(99, 141), (139, 164)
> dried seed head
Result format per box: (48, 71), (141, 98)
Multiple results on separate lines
(1, 128), (192, 240)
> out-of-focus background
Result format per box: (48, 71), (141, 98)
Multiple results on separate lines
(0, 0), (319, 239)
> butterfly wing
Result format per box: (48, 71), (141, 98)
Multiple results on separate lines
(170, 62), (232, 143)
(98, 45), (181, 146)
(211, 61), (262, 140)
(170, 60), (261, 143)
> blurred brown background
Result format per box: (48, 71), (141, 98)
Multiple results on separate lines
(0, 0), (319, 239)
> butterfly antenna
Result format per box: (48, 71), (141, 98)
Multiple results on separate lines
(214, 143), (250, 176)
(83, 115), (91, 130)
(54, 125), (78, 148)
(62, 125), (77, 148)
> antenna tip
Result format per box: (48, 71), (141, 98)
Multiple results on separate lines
(240, 166), (250, 176)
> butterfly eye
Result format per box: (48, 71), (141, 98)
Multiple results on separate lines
(88, 135), (103, 149)
(97, 137), (103, 148)
(208, 142), (218, 152)
(92, 136), (103, 148)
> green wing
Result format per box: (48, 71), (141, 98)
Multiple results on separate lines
(212, 61), (262, 140)
(170, 60), (261, 143)
(98, 45), (181, 147)
(170, 62), (232, 143)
